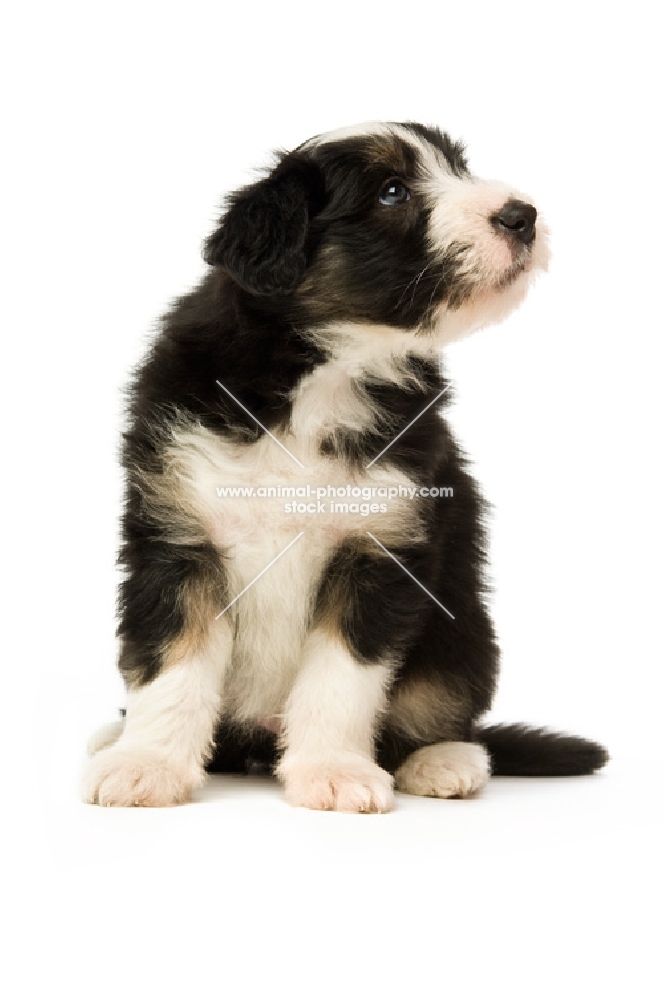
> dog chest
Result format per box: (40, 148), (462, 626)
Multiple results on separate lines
(165, 423), (421, 719)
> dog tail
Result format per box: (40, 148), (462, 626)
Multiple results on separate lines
(473, 724), (609, 776)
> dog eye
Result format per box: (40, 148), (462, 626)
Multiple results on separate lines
(378, 178), (411, 206)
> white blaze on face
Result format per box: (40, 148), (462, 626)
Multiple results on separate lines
(427, 176), (522, 281)
(414, 139), (525, 282)
(411, 136), (550, 342)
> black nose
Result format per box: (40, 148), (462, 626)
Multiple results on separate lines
(493, 200), (537, 245)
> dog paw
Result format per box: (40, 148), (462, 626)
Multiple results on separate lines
(278, 754), (395, 813)
(86, 719), (126, 756)
(395, 742), (490, 799)
(82, 744), (201, 807)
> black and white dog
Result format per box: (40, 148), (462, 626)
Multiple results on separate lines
(84, 122), (607, 811)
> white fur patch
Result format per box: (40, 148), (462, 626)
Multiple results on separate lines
(86, 719), (125, 756)
(293, 322), (437, 439)
(82, 627), (232, 806)
(81, 745), (196, 808)
(425, 174), (523, 282)
(280, 754), (395, 813)
(394, 741), (491, 798)
(277, 631), (394, 812)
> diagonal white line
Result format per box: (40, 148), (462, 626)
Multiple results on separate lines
(215, 531), (305, 619)
(215, 379), (306, 469)
(365, 384), (450, 469)
(366, 531), (455, 620)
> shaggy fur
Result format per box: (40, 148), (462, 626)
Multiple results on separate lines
(83, 122), (607, 810)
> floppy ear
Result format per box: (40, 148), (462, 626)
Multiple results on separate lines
(203, 155), (323, 296)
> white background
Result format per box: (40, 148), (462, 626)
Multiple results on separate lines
(3, 2), (662, 997)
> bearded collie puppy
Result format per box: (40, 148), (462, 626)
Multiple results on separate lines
(83, 122), (607, 811)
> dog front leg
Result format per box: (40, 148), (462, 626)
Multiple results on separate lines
(276, 629), (395, 813)
(83, 538), (231, 807)
(83, 631), (231, 807)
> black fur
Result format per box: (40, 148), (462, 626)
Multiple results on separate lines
(474, 725), (609, 776)
(203, 155), (326, 295)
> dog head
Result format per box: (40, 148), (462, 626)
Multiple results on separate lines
(204, 122), (549, 343)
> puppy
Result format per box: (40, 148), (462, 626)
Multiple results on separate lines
(84, 122), (607, 811)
